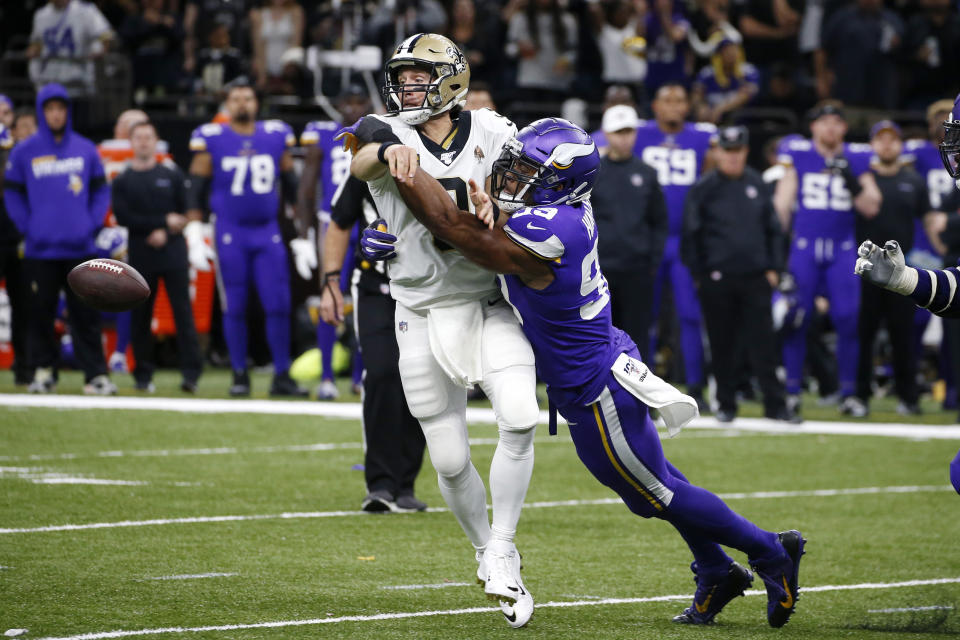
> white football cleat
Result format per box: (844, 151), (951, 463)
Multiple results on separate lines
(483, 540), (534, 628)
(315, 379), (340, 401)
(83, 375), (117, 396)
(108, 351), (128, 374)
(476, 548), (487, 586)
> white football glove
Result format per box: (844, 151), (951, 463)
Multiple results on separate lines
(184, 220), (215, 272)
(854, 239), (919, 295)
(290, 229), (318, 280)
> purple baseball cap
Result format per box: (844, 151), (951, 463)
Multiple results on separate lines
(870, 119), (902, 139)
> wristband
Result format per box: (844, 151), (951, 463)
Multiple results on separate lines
(377, 142), (400, 164)
(323, 269), (341, 281)
(490, 201), (501, 225)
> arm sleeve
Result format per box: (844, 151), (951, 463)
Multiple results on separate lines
(763, 192), (785, 270)
(647, 171), (668, 270)
(681, 183), (702, 275)
(88, 150), (110, 230)
(330, 176), (367, 230)
(909, 266), (960, 317)
(2, 150), (29, 233)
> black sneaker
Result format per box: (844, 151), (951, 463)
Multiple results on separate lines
(673, 561), (754, 624)
(229, 370), (250, 397)
(180, 379), (198, 393)
(269, 372), (308, 397)
(361, 490), (396, 513)
(766, 407), (803, 424)
(394, 494), (427, 512)
(715, 409), (736, 423)
(751, 530), (806, 628)
(134, 380), (156, 393)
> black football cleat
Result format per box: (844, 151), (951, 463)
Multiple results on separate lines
(229, 369), (251, 397)
(751, 530), (806, 628)
(673, 561), (754, 625)
(269, 372), (308, 397)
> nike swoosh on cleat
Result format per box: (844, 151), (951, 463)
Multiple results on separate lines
(507, 586), (520, 592)
(503, 610), (517, 623)
(780, 576), (794, 609)
(694, 594), (713, 614)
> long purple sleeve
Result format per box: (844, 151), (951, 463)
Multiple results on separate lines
(3, 149), (29, 234)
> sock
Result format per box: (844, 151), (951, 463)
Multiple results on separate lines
(438, 462), (491, 549)
(265, 313), (291, 374)
(317, 320), (336, 381)
(115, 311), (131, 352)
(489, 427), (535, 545)
(223, 313), (248, 372)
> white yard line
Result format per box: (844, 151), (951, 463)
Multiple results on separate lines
(0, 467), (147, 486)
(2, 394), (959, 439)
(0, 485), (950, 535)
(143, 573), (238, 581)
(868, 605), (954, 613)
(30, 577), (960, 640)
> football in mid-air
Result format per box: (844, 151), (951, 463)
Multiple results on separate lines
(67, 259), (150, 312)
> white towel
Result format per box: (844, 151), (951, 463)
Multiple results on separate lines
(427, 302), (484, 388)
(610, 352), (699, 437)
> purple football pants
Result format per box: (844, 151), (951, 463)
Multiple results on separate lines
(557, 348), (783, 577)
(650, 237), (704, 387)
(215, 220), (291, 375)
(782, 237), (860, 396)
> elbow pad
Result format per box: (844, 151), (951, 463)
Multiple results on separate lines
(186, 174), (210, 212)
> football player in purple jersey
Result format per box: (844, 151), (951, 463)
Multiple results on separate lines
(773, 102), (882, 417)
(186, 83), (306, 397)
(382, 117), (805, 628)
(631, 83), (715, 408)
(297, 85), (371, 400)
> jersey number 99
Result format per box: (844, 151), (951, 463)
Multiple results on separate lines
(223, 154), (275, 196)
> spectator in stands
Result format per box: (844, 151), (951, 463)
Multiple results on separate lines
(903, 0), (960, 110)
(465, 82), (497, 111)
(270, 47), (314, 98)
(818, 0), (904, 109)
(687, 0), (741, 62)
(26, 0), (114, 94)
(120, 0), (184, 98)
(11, 109), (38, 144)
(363, 0), (447, 63)
(691, 36), (759, 123)
(642, 0), (691, 94)
(0, 96), (13, 130)
(112, 121), (203, 393)
(448, 0), (503, 89)
(193, 22), (245, 96)
(505, 0), (578, 101)
(588, 0), (648, 97)
(3, 83), (114, 395)
(592, 104), (668, 358)
(183, 0), (250, 77)
(250, 0), (304, 92)
(734, 0), (801, 76)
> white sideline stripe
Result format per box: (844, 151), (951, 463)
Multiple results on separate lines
(31, 577), (960, 640)
(0, 467), (148, 486)
(144, 573), (238, 581)
(0, 485), (950, 535)
(2, 394), (960, 440)
(868, 605), (954, 613)
(380, 583), (472, 590)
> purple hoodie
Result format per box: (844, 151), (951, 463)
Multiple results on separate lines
(3, 83), (109, 259)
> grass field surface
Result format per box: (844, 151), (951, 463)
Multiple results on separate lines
(2, 370), (959, 639)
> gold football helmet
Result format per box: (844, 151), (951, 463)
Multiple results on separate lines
(383, 33), (470, 125)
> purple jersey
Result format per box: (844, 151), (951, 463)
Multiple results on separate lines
(189, 120), (295, 226)
(300, 121), (352, 214)
(904, 138), (950, 266)
(501, 202), (633, 406)
(694, 63), (759, 109)
(777, 138), (873, 241)
(633, 120), (716, 236)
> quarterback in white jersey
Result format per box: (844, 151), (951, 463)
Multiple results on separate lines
(346, 33), (538, 628)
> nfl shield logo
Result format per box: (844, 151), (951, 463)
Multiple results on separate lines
(399, 321), (408, 333)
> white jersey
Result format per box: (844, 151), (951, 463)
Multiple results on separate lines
(29, 0), (112, 90)
(367, 108), (517, 311)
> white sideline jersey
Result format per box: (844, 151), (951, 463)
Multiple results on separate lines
(366, 108), (517, 311)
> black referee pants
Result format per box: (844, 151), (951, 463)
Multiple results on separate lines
(605, 267), (654, 361)
(355, 286), (425, 498)
(0, 246), (29, 383)
(130, 264), (203, 385)
(699, 272), (787, 415)
(23, 257), (107, 382)
(856, 281), (918, 405)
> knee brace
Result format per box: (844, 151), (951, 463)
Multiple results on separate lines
(496, 425), (535, 461)
(420, 411), (471, 479)
(398, 350), (455, 420)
